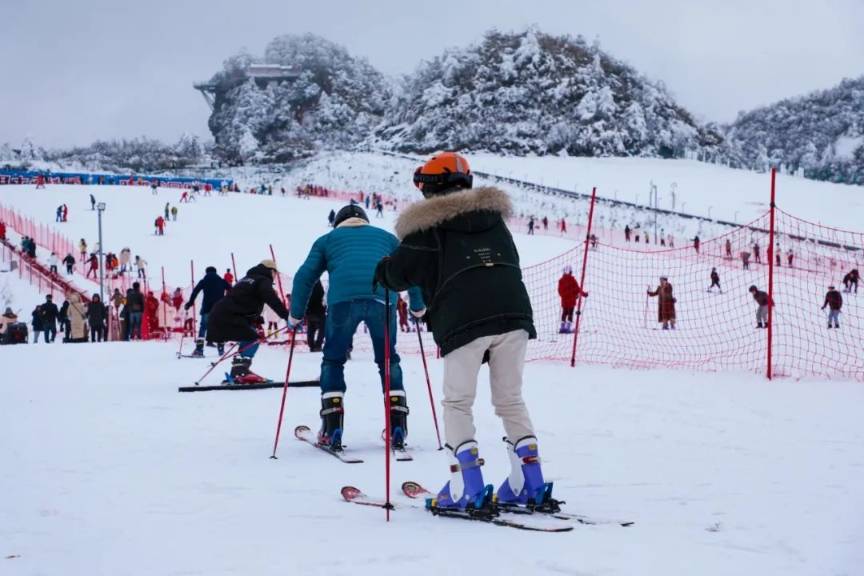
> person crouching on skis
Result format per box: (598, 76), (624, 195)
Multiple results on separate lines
(206, 260), (289, 384)
(287, 204), (425, 452)
(557, 265), (587, 333)
(375, 152), (549, 513)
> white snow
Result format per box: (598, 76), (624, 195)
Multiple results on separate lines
(1, 344), (862, 575)
(833, 135), (863, 161)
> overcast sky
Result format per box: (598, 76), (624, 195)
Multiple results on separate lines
(2, 0), (862, 148)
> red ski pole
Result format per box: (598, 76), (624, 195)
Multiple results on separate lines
(383, 288), (393, 520)
(270, 326), (299, 459)
(189, 260), (197, 338)
(192, 327), (287, 386)
(415, 319), (443, 450)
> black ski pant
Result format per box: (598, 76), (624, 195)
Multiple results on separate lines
(90, 325), (106, 342)
(307, 314), (325, 351)
(561, 306), (574, 322)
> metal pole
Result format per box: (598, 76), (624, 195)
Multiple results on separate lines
(570, 187), (598, 367)
(97, 205), (105, 303)
(766, 168), (777, 380)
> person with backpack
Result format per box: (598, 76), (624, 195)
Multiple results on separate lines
(375, 152), (548, 513)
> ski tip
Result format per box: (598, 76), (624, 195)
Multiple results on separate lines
(294, 425), (311, 438)
(401, 481), (431, 498)
(340, 486), (364, 501)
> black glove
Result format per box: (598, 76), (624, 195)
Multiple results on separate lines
(184, 302), (192, 311)
(373, 257), (390, 291)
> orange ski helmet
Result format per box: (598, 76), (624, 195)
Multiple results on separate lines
(413, 151), (473, 197)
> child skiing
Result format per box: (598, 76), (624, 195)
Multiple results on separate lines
(749, 285), (773, 328)
(708, 267), (722, 293)
(557, 265), (588, 333)
(375, 152), (550, 513)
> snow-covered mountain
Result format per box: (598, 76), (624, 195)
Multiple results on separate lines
(205, 30), (729, 164)
(207, 34), (390, 164)
(375, 29), (727, 159)
(726, 76), (864, 184)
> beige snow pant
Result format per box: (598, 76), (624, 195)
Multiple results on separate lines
(442, 329), (535, 449)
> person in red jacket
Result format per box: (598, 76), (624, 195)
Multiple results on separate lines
(0, 221), (6, 241)
(557, 265), (588, 333)
(397, 293), (410, 332)
(223, 268), (234, 286)
(155, 216), (165, 236)
(145, 291), (161, 332)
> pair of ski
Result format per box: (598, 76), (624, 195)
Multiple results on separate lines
(294, 425), (413, 463)
(177, 381), (319, 393)
(342, 483), (633, 532)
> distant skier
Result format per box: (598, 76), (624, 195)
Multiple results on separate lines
(90, 194), (96, 210)
(79, 238), (87, 262)
(86, 253), (98, 279)
(528, 216), (535, 235)
(559, 218), (567, 234)
(376, 200), (384, 218)
(725, 238), (732, 259)
(693, 235), (700, 254)
(40, 295), (59, 343)
(375, 152), (549, 513)
(155, 216), (165, 236)
(288, 204), (424, 451)
(624, 225), (631, 242)
(708, 267), (722, 293)
(185, 266), (232, 357)
(557, 265), (588, 333)
(542, 216), (548, 231)
(62, 253), (76, 275)
(207, 260), (290, 384)
(397, 293), (410, 332)
(821, 286), (842, 329)
(48, 252), (59, 275)
(753, 242), (761, 264)
(749, 285), (773, 329)
(647, 276), (676, 329)
(223, 268), (234, 286)
(164, 203), (171, 219)
(328, 209), (336, 227)
(740, 250), (751, 270)
(787, 249), (794, 268)
(171, 206), (178, 221)
(842, 269), (859, 293)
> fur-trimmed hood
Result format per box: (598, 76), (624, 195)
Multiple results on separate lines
(395, 187), (513, 240)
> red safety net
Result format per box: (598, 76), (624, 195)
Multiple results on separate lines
(519, 202), (863, 382)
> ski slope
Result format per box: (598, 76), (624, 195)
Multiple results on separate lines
(1, 156), (863, 575)
(0, 183), (575, 291)
(1, 342), (862, 575)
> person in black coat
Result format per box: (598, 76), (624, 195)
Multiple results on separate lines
(126, 283), (145, 340)
(40, 295), (59, 342)
(185, 265), (232, 355)
(207, 260), (289, 383)
(31, 305), (44, 343)
(62, 253), (76, 275)
(374, 152), (544, 512)
(59, 300), (70, 335)
(305, 280), (326, 352)
(87, 294), (108, 342)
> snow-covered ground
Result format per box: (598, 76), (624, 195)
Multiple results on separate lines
(1, 155), (863, 575)
(2, 343), (862, 575)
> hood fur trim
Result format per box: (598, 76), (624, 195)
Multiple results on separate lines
(336, 217), (369, 229)
(395, 187), (512, 240)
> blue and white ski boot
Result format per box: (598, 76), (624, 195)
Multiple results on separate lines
(432, 440), (494, 511)
(389, 390), (409, 450)
(497, 436), (561, 512)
